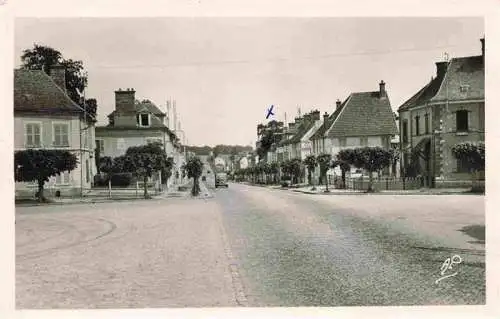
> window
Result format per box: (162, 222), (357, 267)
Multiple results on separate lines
(424, 114), (429, 134)
(96, 139), (105, 153)
(53, 123), (69, 147)
(137, 113), (150, 127)
(456, 110), (469, 132)
(55, 171), (70, 185)
(415, 116), (420, 136)
(25, 123), (41, 147)
(402, 120), (408, 143)
(459, 85), (470, 93)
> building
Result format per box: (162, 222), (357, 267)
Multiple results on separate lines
(95, 89), (182, 187)
(311, 81), (399, 177)
(398, 38), (485, 186)
(14, 66), (96, 197)
(288, 111), (322, 161)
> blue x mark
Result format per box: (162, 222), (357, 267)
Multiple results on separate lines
(266, 105), (275, 119)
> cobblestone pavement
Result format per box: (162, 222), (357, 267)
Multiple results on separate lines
(16, 198), (237, 309)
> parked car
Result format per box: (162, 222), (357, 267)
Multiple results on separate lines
(215, 172), (228, 188)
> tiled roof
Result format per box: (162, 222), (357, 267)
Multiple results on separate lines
(288, 117), (317, 144)
(14, 69), (84, 115)
(310, 101), (347, 140)
(278, 127), (298, 146)
(107, 100), (166, 118)
(326, 91), (398, 138)
(399, 55), (484, 111)
(431, 56), (484, 102)
(398, 74), (445, 111)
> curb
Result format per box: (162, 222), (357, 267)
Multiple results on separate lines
(238, 183), (480, 196)
(15, 194), (186, 207)
(292, 189), (479, 196)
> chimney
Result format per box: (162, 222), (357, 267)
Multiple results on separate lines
(311, 110), (320, 120)
(323, 112), (329, 122)
(480, 37), (485, 59)
(435, 61), (448, 78)
(336, 99), (342, 109)
(379, 80), (387, 98)
(115, 87), (136, 112)
(49, 64), (67, 92)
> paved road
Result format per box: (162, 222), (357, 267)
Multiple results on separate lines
(212, 183), (485, 306)
(16, 181), (485, 308)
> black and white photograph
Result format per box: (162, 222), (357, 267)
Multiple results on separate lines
(2, 1), (499, 318)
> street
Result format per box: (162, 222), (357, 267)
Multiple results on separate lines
(16, 182), (485, 308)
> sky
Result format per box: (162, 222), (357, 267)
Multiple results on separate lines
(14, 17), (484, 147)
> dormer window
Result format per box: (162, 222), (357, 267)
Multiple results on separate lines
(137, 113), (151, 127)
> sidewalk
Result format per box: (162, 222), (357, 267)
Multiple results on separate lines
(237, 182), (480, 195)
(15, 184), (191, 207)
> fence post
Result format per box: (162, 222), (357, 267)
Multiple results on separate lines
(386, 177), (389, 190)
(136, 181), (139, 198)
(403, 177), (406, 190)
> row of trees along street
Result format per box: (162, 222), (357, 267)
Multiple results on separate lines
(234, 143), (485, 193)
(15, 142), (175, 202)
(234, 146), (396, 192)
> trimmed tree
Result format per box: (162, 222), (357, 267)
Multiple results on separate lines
(122, 142), (169, 198)
(451, 141), (485, 192)
(185, 156), (204, 196)
(15, 149), (78, 202)
(317, 153), (332, 192)
(331, 159), (351, 189)
(270, 162), (280, 184)
(304, 155), (317, 186)
(340, 147), (393, 192)
(289, 158), (302, 185)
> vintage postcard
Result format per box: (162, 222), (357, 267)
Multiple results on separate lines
(2, 1), (499, 319)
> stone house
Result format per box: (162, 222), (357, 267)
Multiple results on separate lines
(310, 81), (399, 179)
(95, 89), (182, 186)
(14, 66), (97, 197)
(398, 38), (484, 186)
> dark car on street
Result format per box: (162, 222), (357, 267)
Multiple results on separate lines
(215, 172), (228, 188)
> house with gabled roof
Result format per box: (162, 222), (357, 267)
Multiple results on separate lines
(311, 81), (399, 178)
(398, 38), (484, 186)
(95, 89), (183, 187)
(288, 110), (322, 161)
(276, 120), (299, 163)
(14, 66), (97, 197)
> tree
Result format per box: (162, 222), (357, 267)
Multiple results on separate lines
(304, 155), (317, 186)
(336, 149), (358, 189)
(85, 98), (98, 121)
(452, 141), (485, 192)
(289, 158), (302, 185)
(122, 142), (169, 198)
(331, 159), (351, 189)
(21, 45), (89, 106)
(20, 44), (62, 74)
(317, 153), (332, 192)
(339, 147), (393, 192)
(270, 162), (280, 184)
(184, 157), (204, 196)
(161, 157), (175, 187)
(15, 149), (78, 202)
